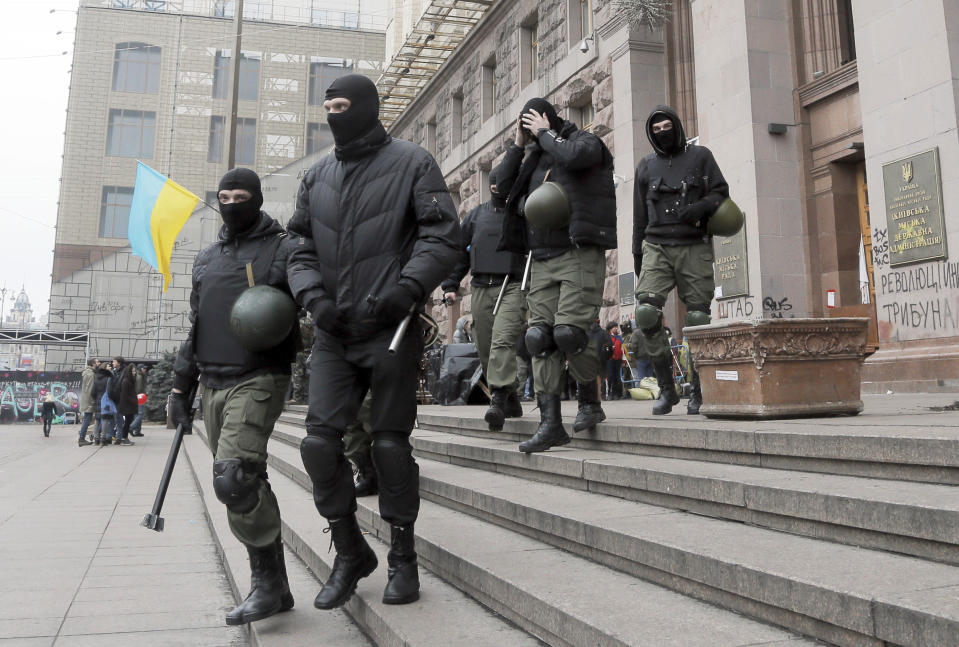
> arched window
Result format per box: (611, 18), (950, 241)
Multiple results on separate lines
(112, 42), (161, 94)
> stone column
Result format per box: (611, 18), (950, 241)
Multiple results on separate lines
(691, 0), (808, 322)
(854, 0), (959, 389)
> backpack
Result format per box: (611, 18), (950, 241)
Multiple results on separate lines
(100, 387), (117, 416)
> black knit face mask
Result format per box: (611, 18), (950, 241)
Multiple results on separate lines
(325, 74), (380, 147)
(217, 167), (263, 235)
(219, 199), (259, 233)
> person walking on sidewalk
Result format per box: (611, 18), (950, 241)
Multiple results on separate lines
(442, 170), (528, 432)
(77, 358), (98, 446)
(632, 105), (729, 415)
(170, 167), (300, 626)
(286, 74), (460, 610)
(91, 361), (113, 445)
(40, 394), (56, 437)
(114, 358), (138, 445)
(129, 364), (148, 437)
(494, 98), (617, 453)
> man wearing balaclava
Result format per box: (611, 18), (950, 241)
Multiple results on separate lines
(286, 74), (460, 609)
(170, 167), (301, 625)
(632, 105), (729, 415)
(441, 170), (528, 431)
(493, 97), (617, 454)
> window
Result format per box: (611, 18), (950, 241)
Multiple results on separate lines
(480, 169), (490, 203)
(481, 56), (496, 121)
(112, 43), (161, 94)
(100, 186), (134, 239)
(212, 50), (260, 101)
(306, 122), (333, 155)
(426, 117), (437, 156)
(577, 101), (595, 132)
(204, 191), (218, 208)
(308, 59), (353, 105)
(568, 0), (592, 46)
(106, 109), (156, 158)
(837, 0), (856, 64)
(312, 9), (359, 29)
(144, 0), (166, 11)
(208, 116), (224, 163)
(112, 0), (134, 7)
(235, 117), (256, 165)
(520, 16), (539, 86)
(451, 91), (464, 147)
(214, 0), (234, 18)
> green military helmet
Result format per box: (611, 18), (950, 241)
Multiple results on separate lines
(707, 198), (744, 237)
(229, 285), (297, 352)
(524, 181), (570, 229)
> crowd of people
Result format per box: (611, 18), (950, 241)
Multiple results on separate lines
(161, 68), (730, 628)
(70, 357), (148, 446)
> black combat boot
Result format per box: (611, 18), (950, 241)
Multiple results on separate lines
(352, 452), (378, 497)
(382, 524), (419, 604)
(652, 356), (680, 415)
(225, 543), (287, 625)
(313, 514), (378, 609)
(687, 366), (702, 415)
(275, 536), (294, 612)
(518, 394), (570, 453)
(503, 389), (524, 419)
(572, 380), (606, 433)
(484, 388), (509, 431)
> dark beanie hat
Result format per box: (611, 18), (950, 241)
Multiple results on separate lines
(521, 97), (563, 131)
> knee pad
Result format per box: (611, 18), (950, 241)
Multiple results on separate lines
(371, 433), (417, 488)
(553, 324), (588, 356)
(635, 299), (664, 336)
(684, 304), (711, 328)
(300, 430), (347, 486)
(525, 324), (557, 358)
(212, 458), (260, 514)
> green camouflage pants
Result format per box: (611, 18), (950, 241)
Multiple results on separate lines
(527, 247), (605, 395)
(202, 372), (290, 548)
(634, 240), (714, 359)
(471, 281), (528, 390)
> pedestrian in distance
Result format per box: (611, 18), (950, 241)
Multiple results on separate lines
(632, 105), (729, 415)
(605, 322), (625, 400)
(129, 364), (148, 436)
(442, 170), (528, 431)
(40, 394), (56, 437)
(77, 357), (98, 446)
(494, 97), (617, 453)
(170, 167), (301, 626)
(114, 357), (138, 444)
(91, 360), (113, 445)
(286, 73), (461, 610)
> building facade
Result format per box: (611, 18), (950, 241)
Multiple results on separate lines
(0, 289), (48, 370)
(47, 0), (386, 369)
(386, 0), (959, 393)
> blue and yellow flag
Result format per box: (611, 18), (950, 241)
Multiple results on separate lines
(128, 162), (199, 291)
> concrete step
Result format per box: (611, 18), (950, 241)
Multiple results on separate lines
(268, 419), (959, 647)
(278, 405), (959, 484)
(183, 432), (371, 647)
(188, 423), (546, 647)
(271, 419), (959, 564)
(259, 429), (815, 647)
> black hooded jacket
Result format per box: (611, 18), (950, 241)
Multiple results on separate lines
(173, 211), (300, 391)
(285, 125), (461, 342)
(633, 105), (729, 263)
(495, 120), (617, 260)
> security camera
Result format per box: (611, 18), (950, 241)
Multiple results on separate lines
(579, 39), (589, 53)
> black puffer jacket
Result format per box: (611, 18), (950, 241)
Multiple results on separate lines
(632, 105), (729, 263)
(173, 212), (300, 391)
(91, 367), (113, 414)
(286, 125), (461, 342)
(496, 120), (617, 260)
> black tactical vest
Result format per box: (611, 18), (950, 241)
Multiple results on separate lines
(471, 204), (527, 277)
(195, 235), (296, 370)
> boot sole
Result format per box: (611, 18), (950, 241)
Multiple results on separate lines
(382, 589), (420, 605)
(225, 600), (285, 625)
(519, 436), (571, 453)
(484, 411), (505, 430)
(313, 555), (378, 610)
(572, 414), (606, 433)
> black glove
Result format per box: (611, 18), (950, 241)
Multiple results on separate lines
(373, 283), (419, 323)
(676, 200), (713, 226)
(310, 297), (349, 338)
(170, 391), (193, 432)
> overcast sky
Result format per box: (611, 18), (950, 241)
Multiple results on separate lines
(0, 0), (80, 322)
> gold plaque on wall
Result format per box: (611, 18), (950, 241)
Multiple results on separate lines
(881, 148), (948, 267)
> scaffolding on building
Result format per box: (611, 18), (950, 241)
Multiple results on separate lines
(0, 330), (89, 346)
(377, 0), (494, 129)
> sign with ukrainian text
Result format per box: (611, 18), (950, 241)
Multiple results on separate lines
(713, 226), (749, 300)
(882, 148), (947, 267)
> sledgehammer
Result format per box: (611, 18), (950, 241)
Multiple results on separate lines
(141, 383), (199, 532)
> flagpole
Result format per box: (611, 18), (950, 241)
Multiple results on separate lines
(155, 274), (162, 357)
(226, 0), (244, 170)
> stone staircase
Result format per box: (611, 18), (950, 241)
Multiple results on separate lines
(184, 398), (959, 647)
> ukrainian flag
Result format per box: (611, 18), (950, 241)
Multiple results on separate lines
(128, 162), (199, 291)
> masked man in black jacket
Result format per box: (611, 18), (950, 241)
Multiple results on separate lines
(286, 74), (460, 609)
(441, 170), (528, 431)
(171, 168), (300, 626)
(495, 98), (617, 453)
(633, 105), (729, 415)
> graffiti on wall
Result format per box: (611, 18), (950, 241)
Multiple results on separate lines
(876, 259), (959, 339)
(0, 371), (81, 424)
(762, 296), (793, 318)
(716, 297), (755, 320)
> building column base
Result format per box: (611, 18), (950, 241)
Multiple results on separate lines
(861, 338), (959, 393)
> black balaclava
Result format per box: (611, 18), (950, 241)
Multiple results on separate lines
(325, 74), (380, 147)
(489, 168), (505, 209)
(218, 168), (263, 235)
(520, 98), (563, 135)
(650, 111), (679, 153)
